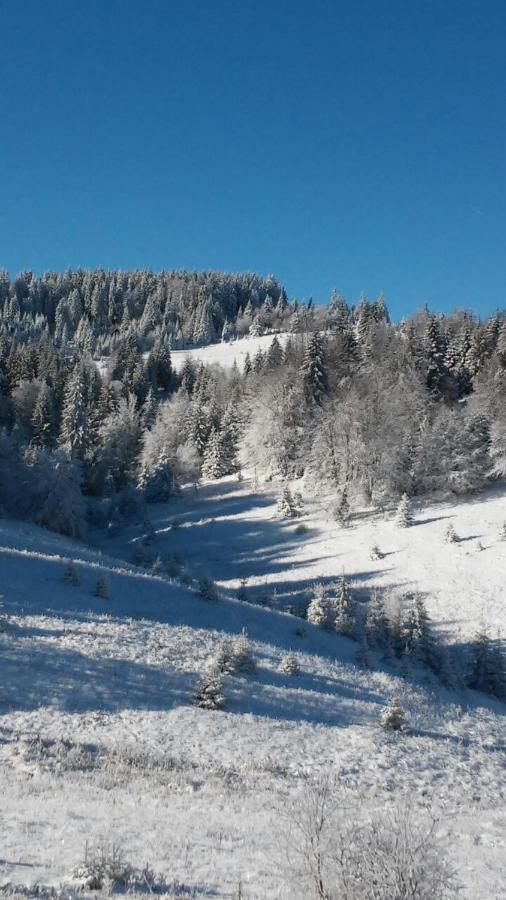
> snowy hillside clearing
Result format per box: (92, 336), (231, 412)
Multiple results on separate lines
(0, 479), (505, 897)
(169, 332), (291, 371)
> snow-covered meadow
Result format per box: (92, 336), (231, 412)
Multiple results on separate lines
(1, 475), (505, 898)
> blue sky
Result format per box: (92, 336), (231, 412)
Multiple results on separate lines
(1, 0), (506, 319)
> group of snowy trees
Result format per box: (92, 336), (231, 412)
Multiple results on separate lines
(306, 579), (505, 700)
(242, 301), (506, 503)
(0, 268), (505, 540)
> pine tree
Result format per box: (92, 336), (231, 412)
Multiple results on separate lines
(63, 561), (81, 586)
(396, 493), (413, 528)
(467, 624), (505, 698)
(279, 652), (300, 675)
(380, 697), (406, 731)
(334, 575), (356, 638)
(370, 543), (384, 561)
(265, 335), (283, 370)
(193, 669), (225, 710)
(306, 583), (335, 630)
(201, 427), (226, 480)
(243, 352), (252, 378)
(31, 382), (56, 448)
(233, 630), (256, 673)
(93, 576), (109, 599)
(365, 591), (390, 648)
(277, 485), (298, 518)
(444, 523), (458, 543)
(197, 576), (218, 602)
(301, 332), (329, 406)
(334, 489), (350, 526)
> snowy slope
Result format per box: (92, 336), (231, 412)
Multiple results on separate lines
(0, 479), (505, 898)
(169, 332), (291, 371)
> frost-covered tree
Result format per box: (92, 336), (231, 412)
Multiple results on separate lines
(444, 523), (458, 543)
(334, 575), (356, 638)
(334, 489), (350, 526)
(232, 630), (256, 673)
(396, 493), (413, 527)
(300, 332), (329, 406)
(31, 382), (57, 448)
(307, 583), (335, 630)
(97, 394), (141, 489)
(365, 591), (390, 649)
(201, 427), (226, 480)
(277, 485), (298, 518)
(279, 652), (300, 675)
(25, 449), (85, 537)
(380, 697), (406, 731)
(193, 668), (225, 710)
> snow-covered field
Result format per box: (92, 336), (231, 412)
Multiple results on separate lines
(0, 477), (505, 897)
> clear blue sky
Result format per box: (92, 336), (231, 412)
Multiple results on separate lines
(1, 0), (506, 319)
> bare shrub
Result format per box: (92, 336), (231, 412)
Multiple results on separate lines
(277, 777), (458, 900)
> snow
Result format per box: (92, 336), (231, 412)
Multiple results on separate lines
(169, 332), (291, 372)
(0, 477), (505, 897)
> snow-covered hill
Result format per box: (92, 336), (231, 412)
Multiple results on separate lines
(0, 478), (505, 897)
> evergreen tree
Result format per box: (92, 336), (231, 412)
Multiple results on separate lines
(277, 485), (298, 518)
(31, 382), (57, 448)
(63, 561), (81, 586)
(306, 583), (335, 630)
(334, 489), (350, 526)
(380, 697), (406, 731)
(365, 591), (390, 649)
(467, 624), (505, 698)
(334, 575), (356, 638)
(232, 630), (256, 673)
(201, 427), (226, 479)
(301, 332), (329, 406)
(396, 493), (413, 527)
(279, 652), (300, 675)
(444, 523), (458, 543)
(193, 669), (225, 710)
(93, 576), (109, 599)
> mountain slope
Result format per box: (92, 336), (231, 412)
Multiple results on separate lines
(0, 479), (505, 897)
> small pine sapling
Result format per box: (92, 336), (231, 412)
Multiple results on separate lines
(293, 490), (304, 511)
(334, 575), (356, 638)
(444, 523), (458, 544)
(214, 638), (238, 675)
(306, 583), (334, 630)
(396, 493), (413, 528)
(93, 575), (109, 599)
(279, 652), (300, 676)
(334, 489), (350, 527)
(277, 485), (298, 519)
(370, 543), (384, 560)
(198, 576), (218, 602)
(380, 696), (406, 731)
(499, 522), (506, 542)
(63, 561), (81, 586)
(192, 668), (225, 710)
(233, 630), (256, 673)
(236, 578), (248, 602)
(151, 555), (165, 575)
